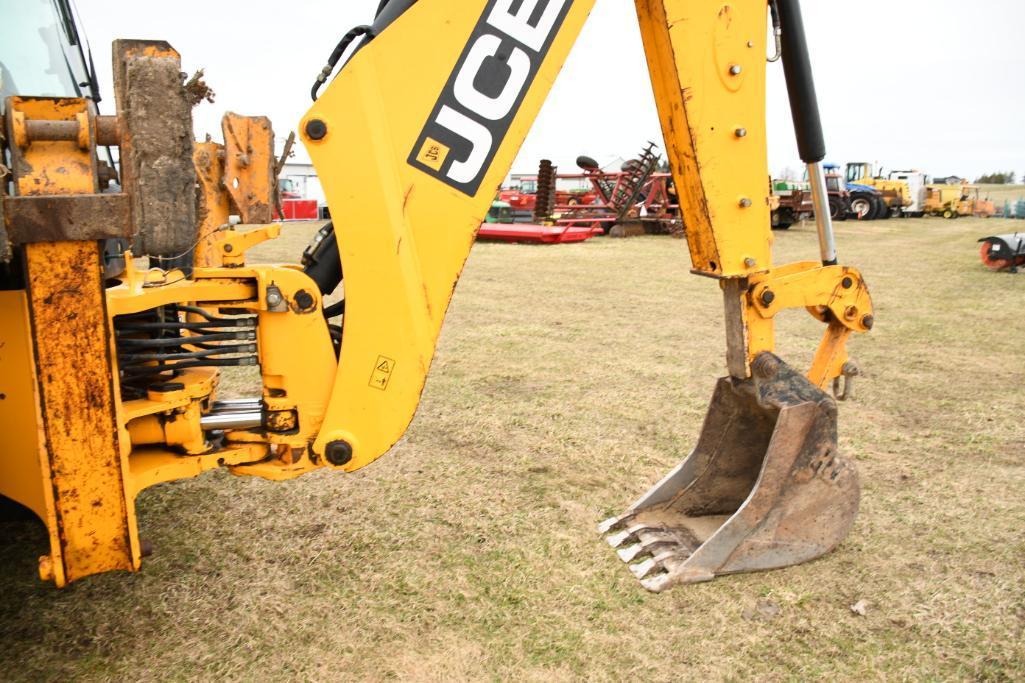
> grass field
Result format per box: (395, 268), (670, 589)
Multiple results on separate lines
(977, 184), (1025, 206)
(2, 215), (1024, 681)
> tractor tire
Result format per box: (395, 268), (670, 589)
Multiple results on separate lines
(877, 200), (892, 220)
(850, 193), (875, 220)
(869, 196), (886, 220)
(829, 197), (848, 221)
(771, 209), (793, 230)
(942, 209), (955, 219)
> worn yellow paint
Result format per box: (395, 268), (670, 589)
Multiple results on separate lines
(25, 241), (137, 586)
(193, 141), (232, 268)
(6, 97), (97, 195)
(5, 97), (138, 586)
(635, 0), (772, 277)
(222, 113), (276, 224)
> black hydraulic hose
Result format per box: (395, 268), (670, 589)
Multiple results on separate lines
(311, 26), (372, 101)
(119, 357), (258, 379)
(116, 332), (254, 348)
(116, 319), (253, 331)
(302, 222), (343, 296)
(323, 300), (346, 319)
(175, 305), (256, 325)
(776, 0), (825, 164)
(119, 346), (256, 363)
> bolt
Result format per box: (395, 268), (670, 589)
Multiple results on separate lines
(844, 305), (858, 321)
(305, 118), (328, 141)
(747, 40), (754, 48)
(751, 353), (781, 379)
(294, 289), (316, 312)
(739, 198), (752, 208)
(734, 127), (747, 138)
(861, 314), (875, 330)
(744, 257), (756, 268)
(223, 243), (234, 253)
(266, 285), (284, 308)
(729, 64), (743, 76)
(841, 276), (853, 289)
(325, 440), (353, 466)
(760, 289), (776, 306)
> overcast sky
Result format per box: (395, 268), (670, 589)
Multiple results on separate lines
(78, 0), (1025, 181)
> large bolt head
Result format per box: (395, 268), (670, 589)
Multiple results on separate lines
(325, 440), (353, 467)
(305, 119), (328, 141)
(295, 289), (316, 312)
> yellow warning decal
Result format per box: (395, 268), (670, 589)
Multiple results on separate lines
(415, 138), (449, 172)
(369, 355), (396, 391)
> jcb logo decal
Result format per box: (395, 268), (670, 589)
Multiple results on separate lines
(408, 0), (573, 196)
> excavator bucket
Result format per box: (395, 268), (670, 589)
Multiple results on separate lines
(599, 354), (859, 592)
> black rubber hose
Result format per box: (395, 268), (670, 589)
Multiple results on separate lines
(777, 0), (826, 163)
(116, 332), (254, 348)
(302, 222), (343, 296)
(323, 300), (346, 319)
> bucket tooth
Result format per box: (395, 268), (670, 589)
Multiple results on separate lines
(616, 544), (646, 563)
(599, 354), (860, 592)
(605, 523), (659, 549)
(597, 515), (630, 536)
(628, 557), (660, 579)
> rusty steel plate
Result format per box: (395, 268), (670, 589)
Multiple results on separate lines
(3, 194), (132, 244)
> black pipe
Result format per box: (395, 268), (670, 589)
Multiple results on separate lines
(777, 0), (825, 163)
(302, 222), (343, 296)
(116, 332), (254, 348)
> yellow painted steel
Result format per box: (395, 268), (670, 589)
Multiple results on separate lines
(301, 0), (597, 471)
(193, 140), (232, 268)
(636, 0), (773, 277)
(4, 96), (139, 586)
(747, 262), (873, 389)
(0, 292), (48, 522)
(222, 113), (276, 224)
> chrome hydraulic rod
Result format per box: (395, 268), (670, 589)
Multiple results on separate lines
(807, 161), (837, 264)
(200, 409), (264, 431)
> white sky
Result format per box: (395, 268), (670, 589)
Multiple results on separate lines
(78, 0), (1025, 181)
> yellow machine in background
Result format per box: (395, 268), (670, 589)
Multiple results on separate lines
(924, 182), (996, 218)
(845, 162), (912, 218)
(1, 0), (872, 591)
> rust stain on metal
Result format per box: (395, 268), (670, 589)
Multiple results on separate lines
(402, 184), (414, 215)
(24, 241), (135, 584)
(3, 194), (132, 244)
(222, 113), (275, 224)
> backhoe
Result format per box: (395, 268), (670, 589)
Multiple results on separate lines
(0, 0), (872, 591)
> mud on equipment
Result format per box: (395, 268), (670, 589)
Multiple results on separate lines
(600, 354), (859, 592)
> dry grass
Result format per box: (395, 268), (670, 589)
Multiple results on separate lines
(2, 216), (1025, 681)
